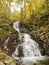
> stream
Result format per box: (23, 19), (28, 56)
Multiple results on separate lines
(11, 22), (44, 65)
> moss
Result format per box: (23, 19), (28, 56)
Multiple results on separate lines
(0, 19), (16, 37)
(36, 59), (49, 65)
(0, 52), (20, 65)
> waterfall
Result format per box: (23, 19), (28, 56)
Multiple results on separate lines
(12, 21), (43, 65)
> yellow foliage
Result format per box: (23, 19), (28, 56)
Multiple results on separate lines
(21, 0), (48, 20)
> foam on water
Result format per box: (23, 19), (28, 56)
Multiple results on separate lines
(12, 22), (43, 65)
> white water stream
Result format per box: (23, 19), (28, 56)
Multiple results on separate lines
(12, 22), (44, 65)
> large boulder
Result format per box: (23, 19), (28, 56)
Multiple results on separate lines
(0, 52), (20, 65)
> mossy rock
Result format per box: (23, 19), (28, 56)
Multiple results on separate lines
(35, 58), (49, 65)
(0, 52), (20, 65)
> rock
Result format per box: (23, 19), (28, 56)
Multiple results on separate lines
(3, 31), (19, 55)
(35, 58), (49, 65)
(0, 36), (9, 49)
(0, 62), (5, 65)
(18, 46), (24, 57)
(0, 31), (19, 55)
(0, 52), (20, 65)
(7, 31), (19, 43)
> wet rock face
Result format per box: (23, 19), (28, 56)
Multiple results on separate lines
(7, 31), (19, 43)
(0, 36), (9, 49)
(0, 31), (19, 55)
(18, 46), (24, 57)
(6, 31), (19, 55)
(30, 30), (49, 56)
(39, 31), (49, 56)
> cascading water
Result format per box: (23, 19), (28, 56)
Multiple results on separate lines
(12, 21), (43, 65)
